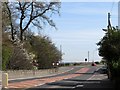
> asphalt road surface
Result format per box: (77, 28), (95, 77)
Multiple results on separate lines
(2, 65), (115, 90)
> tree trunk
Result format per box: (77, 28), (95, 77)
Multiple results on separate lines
(11, 29), (14, 40)
(20, 30), (23, 41)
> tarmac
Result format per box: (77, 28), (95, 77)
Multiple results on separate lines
(1, 66), (116, 90)
(29, 66), (115, 90)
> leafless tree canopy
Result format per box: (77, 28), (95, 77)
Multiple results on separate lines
(7, 1), (61, 41)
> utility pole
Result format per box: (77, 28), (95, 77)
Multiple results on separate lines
(102, 13), (112, 32)
(102, 13), (112, 79)
(93, 50), (94, 62)
(88, 51), (89, 62)
(119, 2), (120, 29)
(60, 45), (62, 63)
(108, 13), (112, 31)
(60, 45), (62, 54)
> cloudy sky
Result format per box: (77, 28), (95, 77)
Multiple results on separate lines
(39, 2), (118, 63)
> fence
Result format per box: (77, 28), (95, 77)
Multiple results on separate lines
(2, 66), (71, 80)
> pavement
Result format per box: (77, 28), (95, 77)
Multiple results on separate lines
(26, 66), (115, 90)
(1, 65), (115, 90)
(2, 66), (86, 89)
(5, 66), (75, 80)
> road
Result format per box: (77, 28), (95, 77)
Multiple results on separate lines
(31, 66), (98, 89)
(2, 65), (114, 90)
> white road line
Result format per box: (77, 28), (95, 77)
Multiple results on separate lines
(34, 83), (45, 87)
(76, 85), (84, 88)
(87, 74), (96, 80)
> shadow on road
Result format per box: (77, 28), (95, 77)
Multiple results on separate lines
(21, 76), (115, 90)
(2, 66), (116, 90)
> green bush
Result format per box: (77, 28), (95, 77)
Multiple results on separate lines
(111, 60), (120, 77)
(2, 45), (12, 70)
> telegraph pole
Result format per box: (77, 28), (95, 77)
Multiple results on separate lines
(102, 13), (112, 79)
(60, 45), (62, 63)
(88, 51), (89, 62)
(102, 13), (112, 32)
(108, 13), (112, 31)
(118, 1), (120, 30)
(60, 45), (62, 54)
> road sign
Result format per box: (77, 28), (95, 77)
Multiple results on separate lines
(85, 58), (87, 62)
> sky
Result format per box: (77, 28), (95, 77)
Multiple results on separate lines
(38, 2), (118, 63)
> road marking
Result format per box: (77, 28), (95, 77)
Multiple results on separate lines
(8, 67), (90, 89)
(48, 85), (76, 89)
(76, 85), (84, 88)
(87, 74), (96, 80)
(34, 83), (45, 87)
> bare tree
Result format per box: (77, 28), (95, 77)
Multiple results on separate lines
(2, 2), (19, 41)
(8, 1), (60, 41)
(5, 2), (15, 40)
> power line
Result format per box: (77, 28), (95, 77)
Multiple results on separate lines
(110, 1), (115, 14)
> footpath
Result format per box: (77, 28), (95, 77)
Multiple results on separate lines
(3, 66), (75, 81)
(77, 68), (115, 90)
(0, 66), (74, 90)
(23, 66), (115, 90)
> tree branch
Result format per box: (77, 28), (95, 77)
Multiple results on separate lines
(19, 2), (25, 32)
(23, 2), (33, 32)
(23, 3), (51, 32)
(5, 2), (15, 40)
